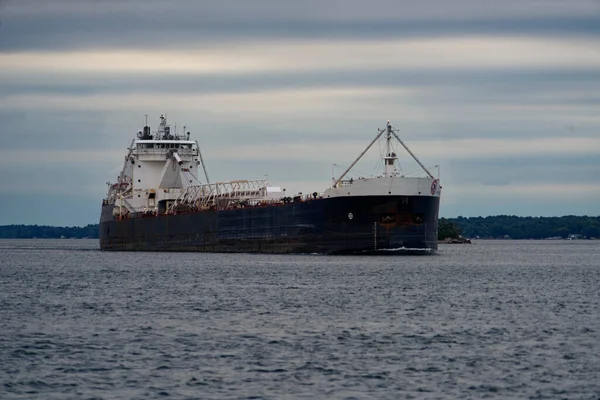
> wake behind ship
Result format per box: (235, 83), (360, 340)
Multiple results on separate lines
(100, 116), (441, 254)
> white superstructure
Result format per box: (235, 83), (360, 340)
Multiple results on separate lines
(105, 115), (210, 217)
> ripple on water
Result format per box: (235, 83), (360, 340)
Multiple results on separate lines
(0, 239), (599, 399)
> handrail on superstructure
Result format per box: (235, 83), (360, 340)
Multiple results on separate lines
(169, 179), (271, 212)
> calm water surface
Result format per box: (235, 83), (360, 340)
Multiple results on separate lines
(0, 239), (599, 399)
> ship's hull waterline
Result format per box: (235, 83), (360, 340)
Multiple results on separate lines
(100, 195), (439, 254)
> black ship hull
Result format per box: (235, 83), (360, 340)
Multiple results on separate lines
(99, 195), (439, 254)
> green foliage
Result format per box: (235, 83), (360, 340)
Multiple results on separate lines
(0, 224), (99, 239)
(438, 218), (462, 240)
(447, 215), (600, 239)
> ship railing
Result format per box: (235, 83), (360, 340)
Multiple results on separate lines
(108, 186), (132, 203)
(134, 148), (197, 156)
(135, 189), (325, 217)
(168, 179), (271, 213)
(163, 197), (297, 215)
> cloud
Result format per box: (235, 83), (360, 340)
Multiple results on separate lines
(0, 149), (123, 166)
(1, 83), (598, 147)
(445, 182), (600, 203)
(0, 0), (599, 224)
(439, 181), (600, 218)
(0, 87), (417, 122)
(2, 36), (599, 75)
(199, 137), (600, 165)
(1, 0), (598, 54)
(6, 0), (597, 19)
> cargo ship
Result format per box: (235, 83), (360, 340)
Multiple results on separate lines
(99, 115), (441, 254)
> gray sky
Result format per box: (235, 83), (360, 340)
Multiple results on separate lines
(1, 0), (599, 226)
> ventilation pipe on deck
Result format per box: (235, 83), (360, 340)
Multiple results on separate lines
(173, 152), (183, 165)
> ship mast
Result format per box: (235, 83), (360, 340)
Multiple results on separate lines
(332, 120), (434, 188)
(383, 121), (397, 178)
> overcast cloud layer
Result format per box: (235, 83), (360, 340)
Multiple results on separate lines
(0, 0), (599, 226)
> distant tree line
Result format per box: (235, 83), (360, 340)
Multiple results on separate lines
(1, 215), (599, 240)
(441, 215), (600, 240)
(0, 224), (99, 239)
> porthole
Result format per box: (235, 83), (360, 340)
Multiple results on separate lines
(138, 165), (141, 168)
(138, 179), (141, 182)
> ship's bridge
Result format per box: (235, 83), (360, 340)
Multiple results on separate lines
(105, 114), (211, 216)
(134, 140), (197, 156)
